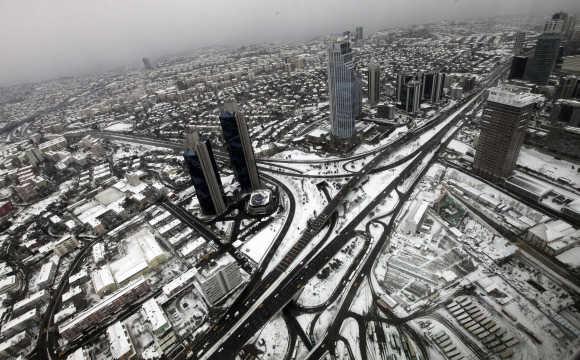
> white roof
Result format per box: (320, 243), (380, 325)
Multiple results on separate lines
(107, 321), (134, 359)
(528, 220), (578, 242)
(91, 266), (116, 293)
(141, 298), (169, 333)
(66, 347), (88, 360)
(487, 84), (543, 107)
(556, 246), (580, 268)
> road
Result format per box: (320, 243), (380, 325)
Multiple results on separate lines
(197, 90), (485, 360)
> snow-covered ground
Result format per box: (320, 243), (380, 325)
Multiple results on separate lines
(339, 317), (361, 360)
(105, 121), (133, 132)
(264, 176), (329, 275)
(239, 191), (291, 264)
(349, 278), (373, 316)
(242, 315), (289, 360)
(297, 236), (365, 308)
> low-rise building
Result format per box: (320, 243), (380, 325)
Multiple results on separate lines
(12, 290), (49, 316)
(1, 309), (39, 339)
(141, 298), (171, 336)
(53, 234), (81, 256)
(401, 200), (430, 234)
(59, 278), (150, 341)
(0, 331), (32, 358)
(107, 321), (137, 360)
(66, 347), (91, 360)
(91, 265), (117, 297)
(35, 261), (57, 290)
(525, 220), (580, 255)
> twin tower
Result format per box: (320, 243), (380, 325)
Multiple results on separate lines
(183, 106), (260, 216)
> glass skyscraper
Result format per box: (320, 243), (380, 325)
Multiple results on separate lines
(327, 38), (361, 139)
(183, 132), (226, 215)
(219, 111), (260, 192)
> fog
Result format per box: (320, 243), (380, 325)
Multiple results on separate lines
(0, 0), (578, 85)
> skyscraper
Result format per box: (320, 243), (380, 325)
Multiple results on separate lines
(433, 72), (447, 103)
(402, 80), (421, 114)
(355, 26), (363, 42)
(367, 63), (380, 106)
(513, 31), (526, 55)
(508, 56), (528, 80)
(420, 72), (435, 101)
(327, 38), (361, 139)
(219, 107), (260, 192)
(525, 20), (562, 84)
(183, 131), (226, 216)
(397, 72), (415, 104)
(473, 85), (542, 179)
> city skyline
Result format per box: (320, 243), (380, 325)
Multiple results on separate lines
(1, 7), (580, 360)
(0, 1), (579, 85)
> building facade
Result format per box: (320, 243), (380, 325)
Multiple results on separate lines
(219, 110), (260, 192)
(525, 31), (561, 84)
(183, 131), (226, 215)
(509, 56), (528, 80)
(513, 31), (526, 55)
(473, 85), (542, 179)
(327, 39), (361, 139)
(367, 63), (380, 106)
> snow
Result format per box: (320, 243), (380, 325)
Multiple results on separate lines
(105, 122), (133, 132)
(264, 176), (329, 275)
(518, 146), (580, 187)
(246, 315), (289, 360)
(339, 318), (361, 360)
(349, 278), (373, 316)
(297, 236), (365, 308)
(447, 139), (473, 155)
(556, 246), (580, 268)
(312, 303), (340, 342)
(239, 191), (291, 264)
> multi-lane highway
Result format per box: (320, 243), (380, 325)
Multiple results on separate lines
(194, 89), (485, 360)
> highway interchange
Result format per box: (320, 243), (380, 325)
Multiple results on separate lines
(41, 62), (514, 360)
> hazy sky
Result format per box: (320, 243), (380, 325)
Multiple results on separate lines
(0, 0), (578, 86)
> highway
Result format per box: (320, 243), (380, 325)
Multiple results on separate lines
(196, 90), (485, 360)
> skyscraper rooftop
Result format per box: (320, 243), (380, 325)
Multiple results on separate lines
(487, 85), (543, 108)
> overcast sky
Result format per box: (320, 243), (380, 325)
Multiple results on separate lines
(0, 0), (578, 86)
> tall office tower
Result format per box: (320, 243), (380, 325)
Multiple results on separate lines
(420, 72), (436, 101)
(183, 131), (226, 216)
(433, 72), (447, 103)
(551, 11), (576, 40)
(219, 107), (260, 192)
(513, 31), (526, 55)
(473, 85), (541, 179)
(367, 63), (380, 106)
(397, 72), (416, 103)
(355, 26), (363, 42)
(327, 38), (361, 139)
(508, 56), (528, 80)
(402, 80), (421, 114)
(525, 31), (562, 84)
